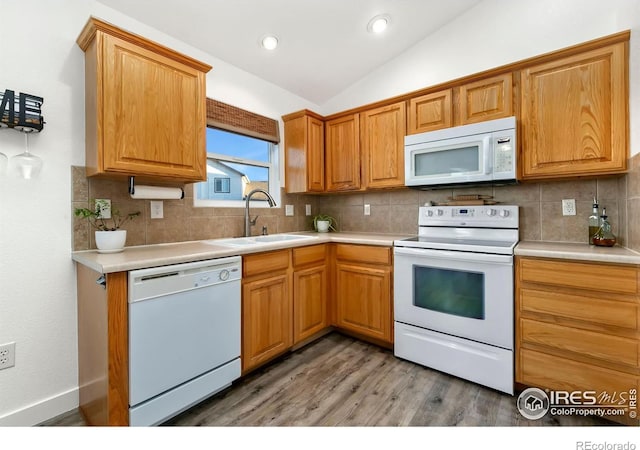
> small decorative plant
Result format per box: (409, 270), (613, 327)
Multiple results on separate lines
(74, 200), (140, 231)
(313, 213), (337, 232)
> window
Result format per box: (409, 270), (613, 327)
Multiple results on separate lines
(194, 127), (279, 207)
(214, 178), (230, 193)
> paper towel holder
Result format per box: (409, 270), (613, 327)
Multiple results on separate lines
(128, 176), (185, 200)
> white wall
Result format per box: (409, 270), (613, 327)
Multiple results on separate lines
(0, 0), (316, 426)
(321, 0), (640, 156)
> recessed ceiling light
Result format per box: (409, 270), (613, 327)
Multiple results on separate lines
(367, 14), (390, 33)
(261, 35), (279, 50)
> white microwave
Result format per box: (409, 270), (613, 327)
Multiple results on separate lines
(404, 116), (517, 189)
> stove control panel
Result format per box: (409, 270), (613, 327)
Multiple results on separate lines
(419, 205), (519, 228)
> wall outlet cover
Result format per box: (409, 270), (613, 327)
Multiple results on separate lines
(305, 204), (312, 216)
(364, 204), (371, 216)
(285, 205), (294, 216)
(95, 199), (111, 219)
(150, 200), (163, 219)
(0, 342), (16, 370)
(562, 199), (576, 216)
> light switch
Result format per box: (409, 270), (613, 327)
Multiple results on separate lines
(285, 204), (294, 216)
(364, 204), (371, 216)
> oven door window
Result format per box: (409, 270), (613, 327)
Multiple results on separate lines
(413, 265), (485, 320)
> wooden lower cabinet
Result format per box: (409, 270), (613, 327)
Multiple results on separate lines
(242, 273), (292, 372)
(292, 245), (328, 344)
(242, 245), (331, 373)
(333, 244), (393, 344)
(242, 250), (292, 373)
(516, 256), (640, 425)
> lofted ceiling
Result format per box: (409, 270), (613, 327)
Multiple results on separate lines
(96, 0), (482, 105)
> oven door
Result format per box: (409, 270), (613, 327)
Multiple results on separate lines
(394, 246), (513, 349)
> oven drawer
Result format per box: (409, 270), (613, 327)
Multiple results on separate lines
(520, 318), (639, 368)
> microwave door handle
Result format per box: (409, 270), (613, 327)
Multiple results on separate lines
(483, 136), (492, 174)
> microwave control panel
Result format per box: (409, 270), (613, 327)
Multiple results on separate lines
(493, 135), (514, 174)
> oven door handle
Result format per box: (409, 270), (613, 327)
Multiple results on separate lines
(393, 246), (513, 265)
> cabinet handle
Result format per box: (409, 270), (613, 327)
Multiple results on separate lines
(96, 275), (106, 289)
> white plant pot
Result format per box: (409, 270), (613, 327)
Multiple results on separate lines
(95, 230), (127, 253)
(316, 220), (330, 233)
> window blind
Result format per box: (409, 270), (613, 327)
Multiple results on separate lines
(206, 98), (280, 143)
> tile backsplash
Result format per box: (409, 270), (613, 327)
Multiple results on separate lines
(72, 155), (640, 252)
(314, 177), (626, 245)
(71, 166), (318, 251)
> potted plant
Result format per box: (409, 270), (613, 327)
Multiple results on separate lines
(74, 200), (140, 253)
(313, 214), (337, 233)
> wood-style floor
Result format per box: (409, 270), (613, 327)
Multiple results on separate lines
(42, 333), (614, 427)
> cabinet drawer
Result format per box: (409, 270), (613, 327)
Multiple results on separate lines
(520, 288), (639, 330)
(519, 349), (639, 413)
(335, 244), (391, 265)
(292, 244), (327, 268)
(243, 250), (290, 278)
(521, 318), (639, 368)
(519, 258), (638, 294)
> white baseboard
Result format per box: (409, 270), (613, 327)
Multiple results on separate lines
(0, 387), (79, 426)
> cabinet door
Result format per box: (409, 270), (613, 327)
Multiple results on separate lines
(335, 262), (392, 342)
(284, 112), (324, 193)
(293, 265), (328, 343)
(242, 273), (292, 372)
(361, 102), (407, 189)
(407, 89), (453, 134)
(457, 73), (513, 125)
(325, 114), (360, 191)
(306, 116), (325, 192)
(520, 43), (627, 179)
(101, 33), (207, 181)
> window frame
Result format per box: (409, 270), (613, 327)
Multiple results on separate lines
(193, 130), (281, 209)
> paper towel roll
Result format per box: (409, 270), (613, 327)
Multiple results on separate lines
(130, 185), (184, 200)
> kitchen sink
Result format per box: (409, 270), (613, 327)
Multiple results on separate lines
(204, 234), (318, 247)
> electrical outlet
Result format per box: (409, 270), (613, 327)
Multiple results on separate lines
(305, 204), (312, 216)
(562, 199), (576, 216)
(95, 199), (111, 219)
(364, 204), (371, 216)
(150, 200), (163, 219)
(0, 342), (15, 370)
(285, 205), (294, 216)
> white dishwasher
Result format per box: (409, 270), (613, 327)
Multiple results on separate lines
(128, 256), (241, 426)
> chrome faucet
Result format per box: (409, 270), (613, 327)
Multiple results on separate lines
(244, 188), (277, 237)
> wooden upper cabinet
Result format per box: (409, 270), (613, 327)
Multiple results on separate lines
(77, 18), (211, 182)
(325, 114), (361, 191)
(361, 102), (407, 189)
(407, 89), (453, 134)
(457, 73), (513, 125)
(520, 42), (628, 179)
(283, 110), (325, 193)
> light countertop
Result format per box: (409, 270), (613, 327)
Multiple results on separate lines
(72, 232), (412, 274)
(515, 241), (640, 265)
